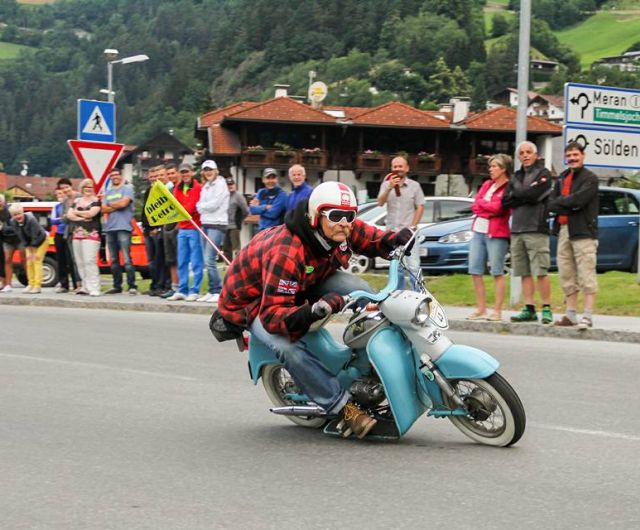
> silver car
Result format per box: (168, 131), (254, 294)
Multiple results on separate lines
(346, 196), (474, 273)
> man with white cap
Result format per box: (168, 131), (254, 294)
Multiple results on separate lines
(196, 159), (229, 303)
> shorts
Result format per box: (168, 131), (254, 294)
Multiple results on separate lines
(163, 227), (178, 265)
(557, 225), (598, 296)
(510, 233), (550, 277)
(3, 240), (23, 255)
(468, 233), (509, 276)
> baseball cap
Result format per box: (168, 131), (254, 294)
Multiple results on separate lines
(178, 162), (193, 172)
(201, 159), (218, 170)
(262, 167), (278, 178)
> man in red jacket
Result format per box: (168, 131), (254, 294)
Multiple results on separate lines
(218, 181), (412, 439)
(167, 162), (203, 301)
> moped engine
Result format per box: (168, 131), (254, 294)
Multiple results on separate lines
(350, 378), (385, 406)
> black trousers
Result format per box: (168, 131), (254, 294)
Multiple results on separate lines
(144, 230), (170, 291)
(54, 233), (79, 289)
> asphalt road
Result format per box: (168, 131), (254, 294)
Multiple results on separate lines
(2, 306), (639, 530)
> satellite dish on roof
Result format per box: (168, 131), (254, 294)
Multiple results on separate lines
(309, 81), (328, 103)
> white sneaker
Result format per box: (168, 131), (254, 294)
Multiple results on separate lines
(211, 293), (220, 303)
(30, 288), (42, 294)
(167, 292), (187, 301)
(23, 286), (33, 294)
(0, 285), (12, 293)
(197, 293), (213, 302)
(89, 291), (101, 297)
(185, 293), (199, 302)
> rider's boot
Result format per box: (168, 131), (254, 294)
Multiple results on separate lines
(340, 402), (377, 439)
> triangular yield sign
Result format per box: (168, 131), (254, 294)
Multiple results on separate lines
(67, 139), (124, 191)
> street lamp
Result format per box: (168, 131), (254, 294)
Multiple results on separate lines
(103, 49), (149, 103)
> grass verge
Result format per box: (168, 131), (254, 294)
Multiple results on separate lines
(360, 271), (640, 316)
(104, 270), (640, 316)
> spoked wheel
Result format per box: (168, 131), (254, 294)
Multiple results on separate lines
(447, 372), (525, 447)
(261, 364), (326, 428)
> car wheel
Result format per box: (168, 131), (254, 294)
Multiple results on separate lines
(41, 256), (59, 288)
(343, 254), (371, 274)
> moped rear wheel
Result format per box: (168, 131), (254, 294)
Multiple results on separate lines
(261, 364), (326, 428)
(447, 372), (525, 447)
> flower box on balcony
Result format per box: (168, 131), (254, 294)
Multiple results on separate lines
(273, 150), (296, 165)
(416, 156), (441, 173)
(357, 153), (386, 171)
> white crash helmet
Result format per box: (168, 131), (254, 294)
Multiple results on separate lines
(308, 181), (358, 228)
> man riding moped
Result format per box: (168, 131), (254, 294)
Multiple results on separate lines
(217, 181), (412, 439)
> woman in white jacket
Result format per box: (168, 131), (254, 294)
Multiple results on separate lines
(196, 160), (229, 302)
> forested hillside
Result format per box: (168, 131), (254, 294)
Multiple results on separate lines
(0, 0), (638, 176)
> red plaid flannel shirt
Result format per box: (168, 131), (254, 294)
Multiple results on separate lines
(218, 219), (396, 341)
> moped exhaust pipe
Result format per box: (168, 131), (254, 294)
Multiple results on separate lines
(269, 405), (327, 417)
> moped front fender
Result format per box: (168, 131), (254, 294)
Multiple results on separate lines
(433, 344), (499, 380)
(367, 326), (430, 436)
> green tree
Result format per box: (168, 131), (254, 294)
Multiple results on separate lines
(491, 13), (510, 38)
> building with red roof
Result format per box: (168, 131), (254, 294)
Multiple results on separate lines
(196, 89), (562, 200)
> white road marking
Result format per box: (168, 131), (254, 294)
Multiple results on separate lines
(0, 352), (199, 382)
(531, 422), (640, 442)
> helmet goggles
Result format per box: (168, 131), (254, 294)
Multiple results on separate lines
(320, 208), (357, 224)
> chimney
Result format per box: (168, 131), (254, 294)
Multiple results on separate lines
(450, 97), (471, 123)
(274, 84), (290, 98)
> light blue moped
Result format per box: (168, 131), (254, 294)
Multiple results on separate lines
(246, 234), (526, 446)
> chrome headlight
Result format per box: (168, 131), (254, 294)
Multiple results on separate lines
(438, 230), (473, 244)
(413, 298), (432, 326)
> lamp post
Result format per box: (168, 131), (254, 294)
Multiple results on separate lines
(103, 49), (149, 103)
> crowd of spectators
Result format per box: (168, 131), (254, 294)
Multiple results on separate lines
(0, 144), (601, 329)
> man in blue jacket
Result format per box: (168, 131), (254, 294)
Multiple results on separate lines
(249, 168), (288, 231)
(285, 164), (313, 212)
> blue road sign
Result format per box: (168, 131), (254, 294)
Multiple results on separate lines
(77, 99), (116, 142)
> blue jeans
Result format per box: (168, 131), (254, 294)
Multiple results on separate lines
(177, 229), (204, 295)
(397, 248), (421, 291)
(250, 271), (372, 414)
(468, 233), (509, 276)
(106, 230), (136, 290)
(202, 227), (226, 295)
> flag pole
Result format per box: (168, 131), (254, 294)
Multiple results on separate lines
(189, 220), (231, 266)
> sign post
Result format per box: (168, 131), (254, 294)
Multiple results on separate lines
(565, 82), (640, 281)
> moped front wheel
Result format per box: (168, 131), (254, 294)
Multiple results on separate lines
(447, 372), (525, 447)
(261, 364), (326, 428)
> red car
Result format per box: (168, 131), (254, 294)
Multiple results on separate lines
(11, 201), (149, 288)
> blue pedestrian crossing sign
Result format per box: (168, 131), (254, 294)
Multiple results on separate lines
(77, 99), (116, 142)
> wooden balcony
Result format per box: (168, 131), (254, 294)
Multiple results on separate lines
(355, 153), (388, 172)
(240, 148), (329, 170)
(408, 154), (442, 176)
(299, 151), (328, 169)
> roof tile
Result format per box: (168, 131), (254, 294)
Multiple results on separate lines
(352, 101), (450, 128)
(223, 97), (335, 124)
(462, 106), (561, 133)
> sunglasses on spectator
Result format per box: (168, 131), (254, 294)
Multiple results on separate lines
(320, 209), (357, 224)
(264, 175), (278, 179)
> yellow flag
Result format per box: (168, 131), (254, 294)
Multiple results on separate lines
(144, 181), (192, 226)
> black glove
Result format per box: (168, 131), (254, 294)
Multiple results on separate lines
(392, 227), (415, 255)
(311, 292), (346, 319)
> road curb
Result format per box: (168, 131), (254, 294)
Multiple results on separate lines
(2, 296), (638, 344)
